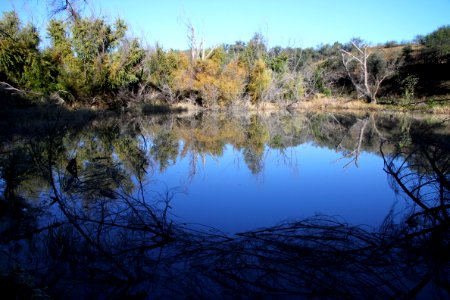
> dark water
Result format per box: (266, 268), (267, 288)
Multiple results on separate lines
(0, 108), (449, 298)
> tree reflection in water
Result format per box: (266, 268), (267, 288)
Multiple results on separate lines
(0, 109), (448, 298)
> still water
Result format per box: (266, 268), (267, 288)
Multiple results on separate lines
(1, 111), (446, 232)
(1, 109), (448, 298)
(155, 142), (396, 232)
(132, 111), (431, 233)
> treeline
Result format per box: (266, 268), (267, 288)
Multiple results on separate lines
(0, 8), (449, 109)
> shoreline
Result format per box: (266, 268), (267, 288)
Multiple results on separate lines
(169, 97), (450, 115)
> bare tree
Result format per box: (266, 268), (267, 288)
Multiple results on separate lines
(47, 0), (87, 21)
(340, 41), (399, 104)
(184, 19), (217, 62)
(336, 117), (368, 168)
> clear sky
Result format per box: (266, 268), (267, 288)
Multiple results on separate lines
(1, 0), (449, 49)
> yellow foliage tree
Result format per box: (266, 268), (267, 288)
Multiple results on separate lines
(193, 58), (221, 107)
(171, 52), (194, 95)
(166, 48), (250, 107)
(218, 60), (247, 106)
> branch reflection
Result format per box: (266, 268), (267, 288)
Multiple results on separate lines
(0, 108), (449, 298)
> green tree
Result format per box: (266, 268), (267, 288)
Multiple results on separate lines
(46, 14), (143, 105)
(70, 17), (127, 94)
(423, 25), (450, 62)
(109, 38), (145, 90)
(247, 58), (271, 104)
(240, 33), (267, 69)
(0, 11), (54, 92)
(46, 19), (78, 95)
(268, 50), (288, 73)
(147, 46), (179, 90)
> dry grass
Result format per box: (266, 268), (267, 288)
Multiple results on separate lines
(163, 92), (450, 115)
(285, 97), (386, 113)
(285, 97), (450, 114)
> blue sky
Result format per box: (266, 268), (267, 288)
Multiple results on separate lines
(1, 0), (449, 49)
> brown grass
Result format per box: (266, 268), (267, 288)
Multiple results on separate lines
(287, 97), (450, 114)
(163, 95), (450, 115)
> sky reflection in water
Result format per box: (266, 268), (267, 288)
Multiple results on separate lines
(152, 141), (398, 233)
(1, 109), (449, 298)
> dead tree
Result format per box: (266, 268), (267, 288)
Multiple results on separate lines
(340, 41), (399, 104)
(184, 19), (217, 62)
(336, 117), (369, 168)
(48, 0), (87, 21)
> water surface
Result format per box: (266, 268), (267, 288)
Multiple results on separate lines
(2, 111), (447, 231)
(1, 109), (449, 298)
(156, 141), (398, 232)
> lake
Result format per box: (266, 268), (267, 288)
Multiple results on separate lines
(1, 108), (449, 298)
(153, 121), (397, 233)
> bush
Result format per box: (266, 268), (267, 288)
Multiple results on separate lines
(401, 75), (419, 102)
(384, 41), (398, 48)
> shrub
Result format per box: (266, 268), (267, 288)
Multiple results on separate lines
(384, 41), (398, 48)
